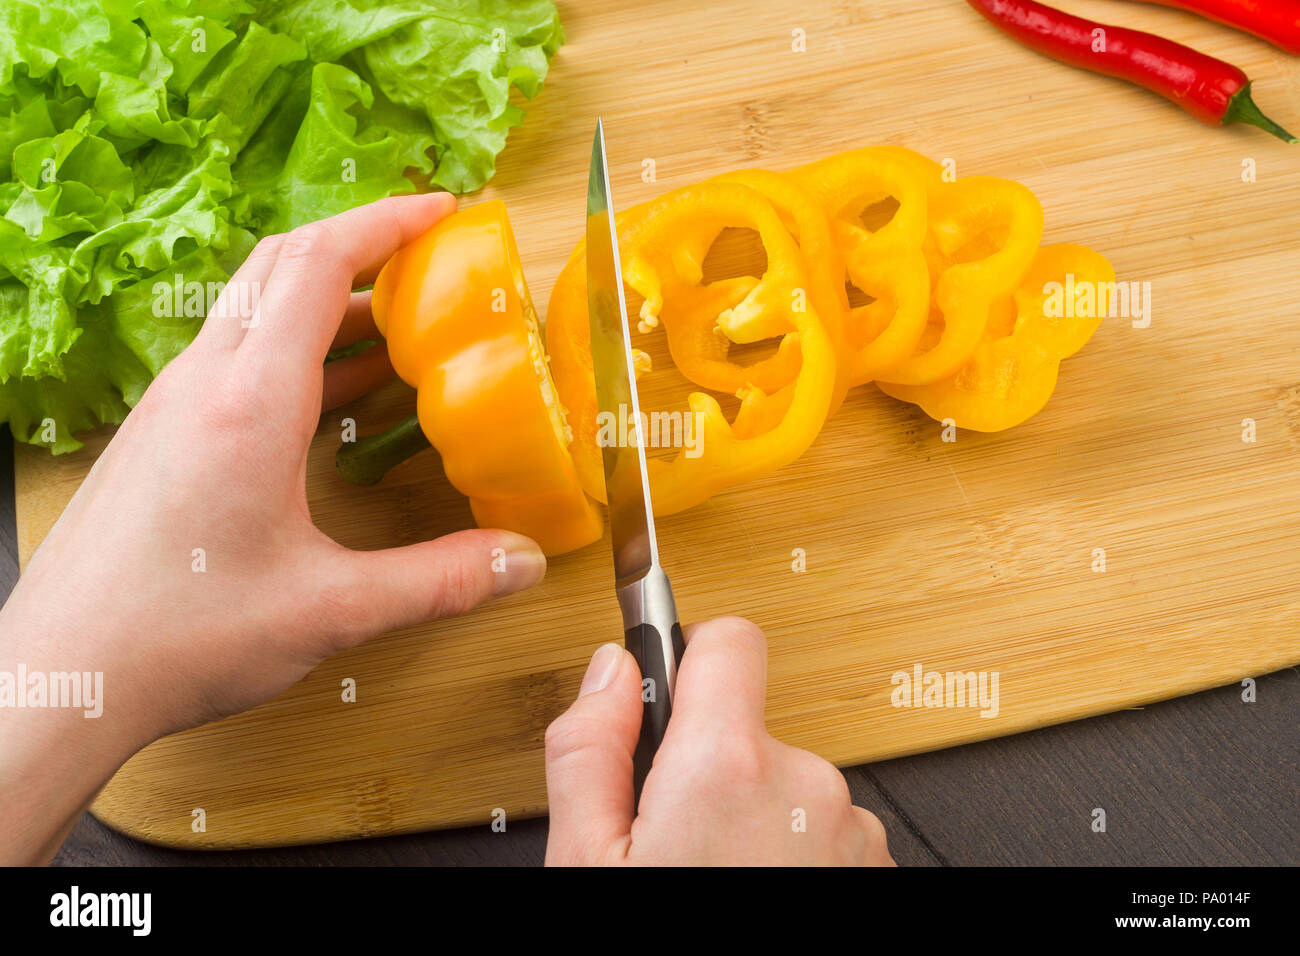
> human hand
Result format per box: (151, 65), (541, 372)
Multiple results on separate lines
(543, 615), (895, 865)
(0, 193), (548, 863)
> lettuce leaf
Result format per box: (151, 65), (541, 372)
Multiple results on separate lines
(0, 0), (563, 452)
(231, 63), (427, 234)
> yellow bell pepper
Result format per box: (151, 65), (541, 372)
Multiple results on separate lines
(793, 148), (1047, 389)
(545, 180), (839, 515)
(370, 200), (602, 555)
(792, 147), (939, 386)
(878, 243), (1114, 430)
(346, 146), (1111, 543)
(879, 175), (1044, 386)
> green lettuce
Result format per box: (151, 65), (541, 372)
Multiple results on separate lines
(0, 0), (564, 452)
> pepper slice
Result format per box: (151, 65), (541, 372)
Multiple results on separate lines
(792, 146), (939, 386)
(371, 200), (602, 555)
(645, 169), (850, 423)
(795, 149), (1045, 388)
(545, 180), (837, 515)
(878, 243), (1114, 431)
(657, 275), (799, 396)
(883, 175), (1044, 387)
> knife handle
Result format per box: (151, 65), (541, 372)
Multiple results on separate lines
(619, 568), (685, 805)
(626, 620), (685, 803)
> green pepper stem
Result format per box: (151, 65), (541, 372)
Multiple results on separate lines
(335, 413), (431, 485)
(1224, 84), (1298, 144)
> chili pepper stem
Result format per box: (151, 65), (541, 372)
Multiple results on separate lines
(1223, 84), (1298, 143)
(336, 413), (431, 485)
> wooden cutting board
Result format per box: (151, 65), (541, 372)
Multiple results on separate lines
(14, 0), (1300, 848)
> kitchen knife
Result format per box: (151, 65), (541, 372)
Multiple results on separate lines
(585, 119), (686, 802)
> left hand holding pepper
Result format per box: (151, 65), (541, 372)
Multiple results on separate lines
(0, 194), (549, 865)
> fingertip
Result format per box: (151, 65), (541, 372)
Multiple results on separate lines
(320, 343), (395, 411)
(579, 642), (626, 697)
(403, 190), (457, 222)
(684, 614), (766, 646)
(429, 190), (457, 214)
(486, 530), (546, 597)
(421, 191), (458, 231)
(672, 615), (770, 734)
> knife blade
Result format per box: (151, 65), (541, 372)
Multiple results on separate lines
(586, 118), (685, 801)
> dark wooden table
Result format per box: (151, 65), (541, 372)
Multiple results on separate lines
(3, 434), (1293, 866)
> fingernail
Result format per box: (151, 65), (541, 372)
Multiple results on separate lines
(579, 643), (624, 697)
(491, 535), (547, 597)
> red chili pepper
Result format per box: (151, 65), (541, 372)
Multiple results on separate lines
(967, 0), (1297, 142)
(1130, 0), (1300, 55)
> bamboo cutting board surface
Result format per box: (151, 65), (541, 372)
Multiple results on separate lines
(14, 0), (1300, 848)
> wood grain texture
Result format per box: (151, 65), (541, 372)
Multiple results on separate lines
(12, 0), (1300, 848)
(8, 423), (1291, 867)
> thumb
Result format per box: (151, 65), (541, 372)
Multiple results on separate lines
(329, 529), (546, 644)
(544, 643), (643, 865)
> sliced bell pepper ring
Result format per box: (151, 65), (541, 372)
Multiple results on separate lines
(697, 168), (850, 410)
(370, 200), (603, 555)
(792, 146), (939, 386)
(651, 169), (851, 414)
(622, 170), (849, 454)
(879, 175), (1044, 386)
(1026, 243), (1115, 360)
(545, 180), (838, 515)
(657, 275), (801, 396)
(878, 243), (1113, 431)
